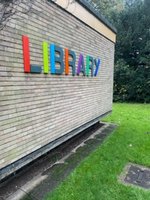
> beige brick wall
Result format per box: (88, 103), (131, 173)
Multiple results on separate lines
(0, 0), (115, 170)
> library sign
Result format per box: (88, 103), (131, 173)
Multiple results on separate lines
(22, 35), (101, 77)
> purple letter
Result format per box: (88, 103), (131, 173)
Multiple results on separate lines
(77, 54), (85, 76)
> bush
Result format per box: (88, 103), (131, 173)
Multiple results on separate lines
(114, 59), (150, 103)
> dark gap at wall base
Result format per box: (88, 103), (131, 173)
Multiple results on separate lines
(0, 111), (111, 182)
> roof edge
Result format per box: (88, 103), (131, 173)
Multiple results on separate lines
(76, 0), (117, 34)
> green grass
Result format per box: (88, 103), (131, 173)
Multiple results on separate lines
(45, 103), (150, 200)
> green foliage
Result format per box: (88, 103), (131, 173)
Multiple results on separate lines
(114, 60), (150, 102)
(88, 0), (124, 19)
(113, 0), (150, 103)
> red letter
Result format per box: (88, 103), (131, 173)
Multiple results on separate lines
(22, 35), (30, 73)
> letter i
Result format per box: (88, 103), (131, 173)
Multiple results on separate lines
(43, 42), (49, 74)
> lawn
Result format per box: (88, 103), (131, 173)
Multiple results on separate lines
(45, 103), (150, 200)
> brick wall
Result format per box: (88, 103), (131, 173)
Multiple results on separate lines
(0, 0), (115, 171)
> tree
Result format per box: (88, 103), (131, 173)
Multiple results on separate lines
(0, 0), (35, 30)
(87, 0), (124, 20)
(114, 0), (150, 102)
